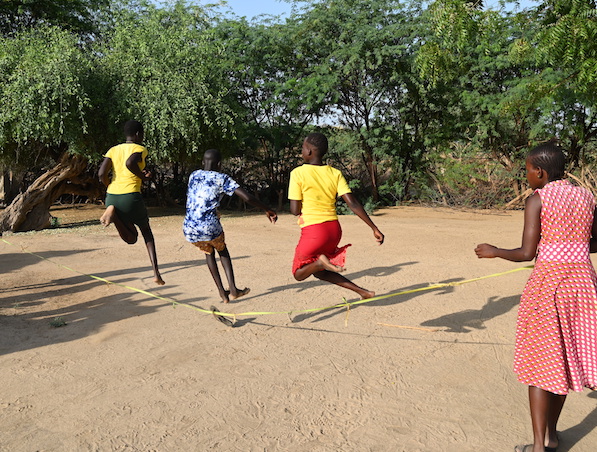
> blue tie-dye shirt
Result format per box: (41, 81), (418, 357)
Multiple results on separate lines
(183, 170), (240, 243)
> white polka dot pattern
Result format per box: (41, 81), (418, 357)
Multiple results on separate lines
(514, 180), (597, 395)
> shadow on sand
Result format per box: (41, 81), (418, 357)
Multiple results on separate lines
(0, 247), (218, 356)
(558, 391), (597, 451)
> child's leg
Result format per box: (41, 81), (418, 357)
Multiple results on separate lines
(139, 224), (165, 285)
(205, 250), (230, 303)
(218, 247), (249, 301)
(545, 388), (566, 449)
(294, 255), (344, 281)
(100, 205), (115, 226)
(102, 205), (138, 244)
(312, 270), (375, 300)
(528, 386), (565, 451)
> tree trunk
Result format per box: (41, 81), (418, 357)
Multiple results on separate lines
(0, 153), (100, 232)
(0, 170), (25, 207)
(361, 147), (379, 202)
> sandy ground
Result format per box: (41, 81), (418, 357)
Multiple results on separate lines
(1, 204), (596, 452)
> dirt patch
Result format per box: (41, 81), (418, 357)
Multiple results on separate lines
(1, 205), (596, 451)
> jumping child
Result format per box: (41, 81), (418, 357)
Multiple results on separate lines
(475, 143), (597, 452)
(183, 149), (277, 303)
(289, 132), (384, 299)
(98, 120), (165, 285)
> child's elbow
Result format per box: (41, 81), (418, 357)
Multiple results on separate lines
(519, 249), (537, 262)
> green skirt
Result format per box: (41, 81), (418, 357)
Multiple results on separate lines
(105, 192), (149, 227)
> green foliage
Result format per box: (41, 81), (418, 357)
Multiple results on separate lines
(424, 0), (597, 179)
(0, 0), (109, 38)
(101, 0), (236, 164)
(535, 0), (597, 92)
(0, 25), (92, 167)
(49, 316), (67, 327)
(290, 0), (437, 202)
(5, 0), (597, 211)
(423, 143), (523, 207)
(213, 16), (319, 201)
(336, 196), (378, 216)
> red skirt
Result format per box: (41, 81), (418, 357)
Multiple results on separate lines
(292, 220), (351, 274)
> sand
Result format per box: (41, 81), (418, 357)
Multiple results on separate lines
(1, 205), (596, 452)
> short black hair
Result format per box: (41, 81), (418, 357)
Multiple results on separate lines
(305, 132), (328, 156)
(528, 142), (566, 181)
(203, 148), (221, 163)
(123, 120), (143, 137)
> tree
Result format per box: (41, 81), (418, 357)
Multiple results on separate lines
(289, 0), (438, 203)
(100, 0), (236, 199)
(534, 0), (597, 94)
(417, 1), (559, 200)
(214, 15), (326, 209)
(530, 0), (597, 166)
(422, 1), (597, 180)
(0, 0), (109, 38)
(0, 25), (101, 231)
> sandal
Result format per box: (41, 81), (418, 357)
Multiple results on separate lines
(211, 306), (234, 327)
(514, 445), (557, 452)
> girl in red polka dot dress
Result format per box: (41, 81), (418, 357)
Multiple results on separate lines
(475, 143), (597, 452)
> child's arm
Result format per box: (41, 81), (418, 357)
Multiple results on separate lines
(590, 207), (597, 253)
(340, 193), (384, 245)
(126, 152), (151, 181)
(98, 157), (113, 187)
(234, 187), (277, 223)
(475, 193), (541, 262)
(290, 200), (301, 216)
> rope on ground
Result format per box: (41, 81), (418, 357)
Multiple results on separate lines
(1, 237), (533, 324)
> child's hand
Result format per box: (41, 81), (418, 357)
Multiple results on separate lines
(373, 228), (384, 245)
(266, 210), (277, 224)
(141, 169), (152, 181)
(475, 243), (497, 258)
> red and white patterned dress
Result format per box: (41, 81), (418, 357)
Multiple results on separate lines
(514, 180), (597, 395)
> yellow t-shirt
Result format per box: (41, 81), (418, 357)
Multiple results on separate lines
(104, 143), (148, 194)
(288, 164), (352, 227)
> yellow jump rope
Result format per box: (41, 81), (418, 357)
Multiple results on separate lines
(1, 237), (533, 328)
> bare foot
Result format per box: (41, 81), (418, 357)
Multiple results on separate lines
(318, 255), (345, 273)
(100, 205), (115, 227)
(359, 290), (375, 300)
(154, 274), (165, 286)
(230, 287), (250, 300)
(220, 290), (231, 303)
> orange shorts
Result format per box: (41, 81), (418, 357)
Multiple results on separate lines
(193, 233), (226, 254)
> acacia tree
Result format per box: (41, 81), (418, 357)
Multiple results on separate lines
(416, 1), (557, 201)
(0, 0), (239, 230)
(421, 1), (597, 178)
(531, 0), (597, 166)
(0, 25), (102, 231)
(291, 0), (433, 202)
(0, 0), (109, 37)
(213, 16), (327, 209)
(99, 0), (236, 200)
